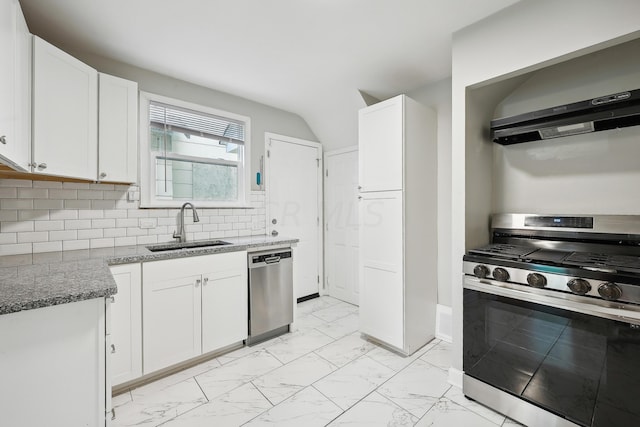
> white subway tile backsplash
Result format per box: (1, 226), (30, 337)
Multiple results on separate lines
(49, 210), (78, 220)
(0, 183), (267, 255)
(1, 199), (33, 210)
(0, 233), (17, 244)
(104, 228), (126, 238)
(33, 241), (63, 253)
(34, 199), (64, 210)
(0, 188), (17, 198)
(49, 189), (77, 200)
(78, 190), (103, 200)
(1, 221), (34, 233)
(90, 238), (115, 249)
(114, 236), (136, 246)
(92, 219), (116, 228)
(78, 210), (105, 219)
(17, 232), (48, 243)
(18, 188), (48, 199)
(33, 181), (63, 188)
(64, 200), (92, 209)
(65, 219), (92, 230)
(63, 240), (89, 250)
(78, 229), (104, 240)
(35, 220), (64, 232)
(0, 179), (32, 188)
(49, 230), (77, 241)
(18, 210), (49, 221)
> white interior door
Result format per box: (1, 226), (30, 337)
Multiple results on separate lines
(325, 147), (359, 305)
(265, 133), (322, 301)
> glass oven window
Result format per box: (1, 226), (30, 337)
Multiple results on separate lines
(464, 289), (640, 427)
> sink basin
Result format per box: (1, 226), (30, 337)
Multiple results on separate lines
(146, 240), (231, 252)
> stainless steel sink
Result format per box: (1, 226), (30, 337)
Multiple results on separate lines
(146, 240), (231, 252)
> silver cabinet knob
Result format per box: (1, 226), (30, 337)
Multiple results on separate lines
(272, 218), (277, 224)
(100, 172), (107, 179)
(358, 185), (362, 190)
(271, 230), (279, 237)
(0, 135), (6, 145)
(37, 163), (47, 170)
(203, 277), (209, 286)
(110, 344), (116, 354)
(111, 408), (116, 421)
(195, 279), (201, 287)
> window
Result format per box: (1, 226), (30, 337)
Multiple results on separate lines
(139, 92), (251, 207)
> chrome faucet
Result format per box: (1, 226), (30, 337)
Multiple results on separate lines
(173, 202), (200, 243)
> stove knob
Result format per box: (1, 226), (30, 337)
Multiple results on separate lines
(598, 282), (622, 301)
(567, 278), (591, 295)
(492, 267), (510, 282)
(527, 273), (547, 288)
(473, 265), (490, 279)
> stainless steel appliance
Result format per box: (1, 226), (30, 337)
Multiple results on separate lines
(247, 248), (293, 345)
(463, 214), (640, 427)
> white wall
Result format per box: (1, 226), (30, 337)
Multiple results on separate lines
(408, 77), (453, 308)
(493, 38), (640, 214)
(74, 52), (318, 191)
(450, 0), (640, 382)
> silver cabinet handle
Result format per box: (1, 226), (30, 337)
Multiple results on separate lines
(37, 163), (47, 170)
(271, 230), (279, 237)
(111, 344), (116, 354)
(195, 279), (201, 287)
(100, 172), (107, 179)
(111, 408), (116, 421)
(358, 196), (362, 200)
(0, 135), (6, 145)
(358, 185), (362, 190)
(203, 277), (209, 286)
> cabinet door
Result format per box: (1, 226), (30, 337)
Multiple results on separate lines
(33, 36), (97, 180)
(359, 191), (404, 350)
(98, 73), (138, 183)
(202, 251), (248, 354)
(0, 0), (30, 171)
(358, 95), (404, 192)
(143, 260), (202, 374)
(109, 263), (142, 386)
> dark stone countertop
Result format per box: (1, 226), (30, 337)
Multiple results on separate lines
(0, 235), (298, 316)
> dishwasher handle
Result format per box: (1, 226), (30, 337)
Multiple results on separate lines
(264, 256), (281, 264)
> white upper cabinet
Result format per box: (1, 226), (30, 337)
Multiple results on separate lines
(0, 0), (31, 171)
(98, 73), (138, 183)
(358, 95), (404, 192)
(33, 36), (98, 180)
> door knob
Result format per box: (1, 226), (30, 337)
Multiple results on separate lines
(37, 163), (47, 170)
(271, 230), (279, 237)
(272, 218), (277, 224)
(0, 135), (6, 145)
(100, 172), (107, 179)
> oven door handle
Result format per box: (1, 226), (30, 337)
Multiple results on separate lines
(464, 275), (640, 325)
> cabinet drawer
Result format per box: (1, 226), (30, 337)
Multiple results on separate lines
(144, 251), (246, 282)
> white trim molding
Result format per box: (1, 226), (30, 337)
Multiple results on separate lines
(435, 304), (453, 343)
(448, 367), (464, 389)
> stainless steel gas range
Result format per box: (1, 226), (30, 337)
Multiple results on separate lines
(463, 214), (640, 427)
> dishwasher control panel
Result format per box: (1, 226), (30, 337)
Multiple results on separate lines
(250, 250), (292, 265)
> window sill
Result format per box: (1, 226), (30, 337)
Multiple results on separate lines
(139, 201), (255, 209)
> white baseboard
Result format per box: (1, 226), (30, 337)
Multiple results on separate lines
(448, 367), (464, 389)
(435, 304), (452, 343)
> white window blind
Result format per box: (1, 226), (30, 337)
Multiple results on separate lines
(149, 101), (245, 145)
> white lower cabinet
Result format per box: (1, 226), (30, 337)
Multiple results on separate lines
(143, 251), (248, 374)
(109, 263), (142, 386)
(0, 298), (107, 426)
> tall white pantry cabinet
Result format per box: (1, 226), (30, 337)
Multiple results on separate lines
(358, 94), (437, 356)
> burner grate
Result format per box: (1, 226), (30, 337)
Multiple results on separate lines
(468, 244), (537, 259)
(564, 252), (640, 271)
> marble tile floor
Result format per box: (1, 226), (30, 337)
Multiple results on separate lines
(112, 296), (524, 427)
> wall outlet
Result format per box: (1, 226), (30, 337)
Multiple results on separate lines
(139, 219), (157, 229)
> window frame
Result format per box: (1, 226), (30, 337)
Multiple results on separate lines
(139, 91), (251, 208)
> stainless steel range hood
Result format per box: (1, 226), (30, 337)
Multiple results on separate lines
(490, 89), (640, 145)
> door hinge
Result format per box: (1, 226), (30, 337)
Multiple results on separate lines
(267, 150), (270, 158)
(317, 275), (320, 284)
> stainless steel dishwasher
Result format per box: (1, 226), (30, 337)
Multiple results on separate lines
(247, 248), (293, 345)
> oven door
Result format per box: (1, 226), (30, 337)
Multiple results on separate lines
(464, 276), (640, 427)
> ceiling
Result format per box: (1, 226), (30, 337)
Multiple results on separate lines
(19, 0), (519, 151)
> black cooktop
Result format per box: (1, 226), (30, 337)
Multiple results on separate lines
(468, 244), (640, 274)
